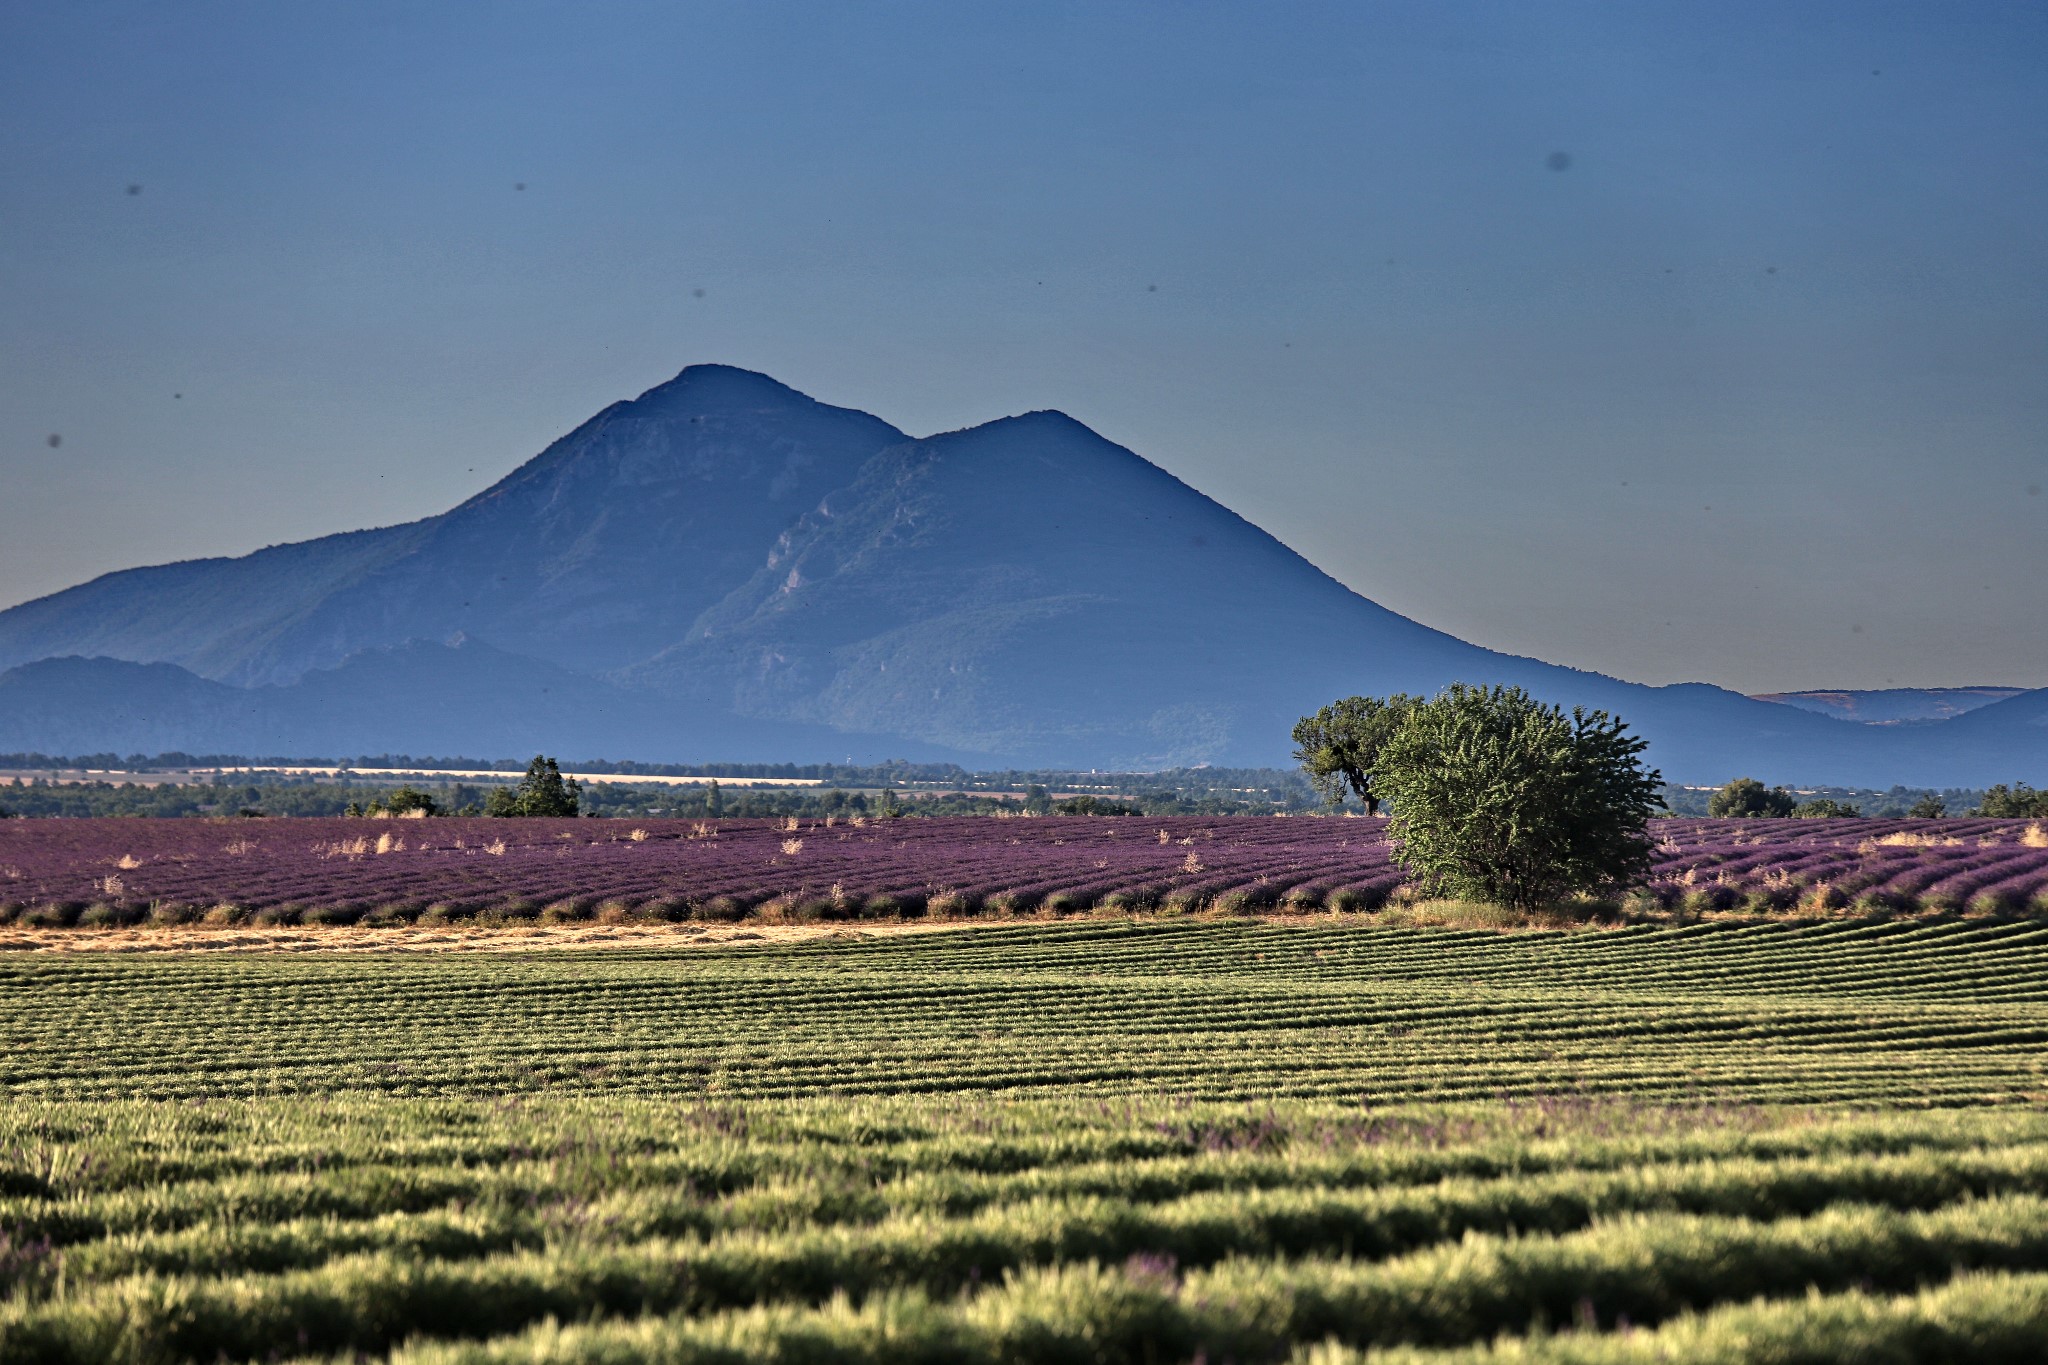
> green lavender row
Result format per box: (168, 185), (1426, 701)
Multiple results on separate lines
(10, 1196), (2048, 1364)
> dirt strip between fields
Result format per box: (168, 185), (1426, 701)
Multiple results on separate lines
(0, 921), (985, 954)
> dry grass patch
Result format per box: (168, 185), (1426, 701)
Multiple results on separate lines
(0, 919), (978, 955)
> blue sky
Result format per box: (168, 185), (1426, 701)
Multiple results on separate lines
(3, 0), (2043, 692)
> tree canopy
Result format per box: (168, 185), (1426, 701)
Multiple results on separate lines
(1792, 798), (1860, 819)
(1372, 683), (1662, 913)
(486, 756), (582, 818)
(1979, 783), (2048, 818)
(1290, 694), (1420, 815)
(1708, 777), (1798, 819)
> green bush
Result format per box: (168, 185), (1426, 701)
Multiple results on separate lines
(1374, 684), (1661, 912)
(1794, 798), (1862, 818)
(694, 895), (748, 922)
(1979, 783), (2048, 818)
(1709, 777), (1798, 818)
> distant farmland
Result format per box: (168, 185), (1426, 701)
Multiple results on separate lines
(2, 815), (2046, 927)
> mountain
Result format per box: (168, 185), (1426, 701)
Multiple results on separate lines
(0, 364), (2040, 784)
(1933, 686), (2048, 746)
(618, 410), (1903, 779)
(626, 410), (1486, 762)
(1752, 687), (2027, 725)
(0, 656), (270, 756)
(0, 367), (902, 685)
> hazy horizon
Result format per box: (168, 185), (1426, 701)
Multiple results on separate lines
(4, 1), (2043, 694)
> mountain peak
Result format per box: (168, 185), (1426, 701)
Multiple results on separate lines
(1005, 408), (1092, 430)
(630, 364), (818, 412)
(938, 409), (1099, 441)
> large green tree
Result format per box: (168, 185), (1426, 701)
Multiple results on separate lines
(1374, 683), (1662, 912)
(486, 756), (582, 818)
(1978, 783), (2048, 818)
(1290, 694), (1421, 814)
(1707, 777), (1798, 819)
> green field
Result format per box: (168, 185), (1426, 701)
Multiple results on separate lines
(5, 918), (2048, 1362)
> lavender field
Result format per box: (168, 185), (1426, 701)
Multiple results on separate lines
(2, 814), (2046, 926)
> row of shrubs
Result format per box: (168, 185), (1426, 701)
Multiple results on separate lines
(5, 882), (2045, 928)
(0, 884), (1410, 929)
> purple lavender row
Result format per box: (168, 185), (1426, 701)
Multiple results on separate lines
(1, 816), (2043, 921)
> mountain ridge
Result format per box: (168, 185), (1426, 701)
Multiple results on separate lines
(1752, 687), (2028, 725)
(0, 365), (905, 686)
(0, 364), (2039, 784)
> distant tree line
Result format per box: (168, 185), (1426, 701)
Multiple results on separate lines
(342, 755), (968, 785)
(0, 752), (1318, 815)
(1701, 777), (2046, 819)
(1659, 783), (1995, 819)
(5, 745), (2038, 824)
(0, 779), (478, 820)
(338, 758), (583, 818)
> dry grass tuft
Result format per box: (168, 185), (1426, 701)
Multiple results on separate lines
(1866, 831), (1963, 850)
(781, 837), (804, 856)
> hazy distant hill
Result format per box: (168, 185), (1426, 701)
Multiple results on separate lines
(0, 365), (2041, 784)
(1752, 687), (2027, 725)
(0, 642), (966, 765)
(1931, 686), (2048, 745)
